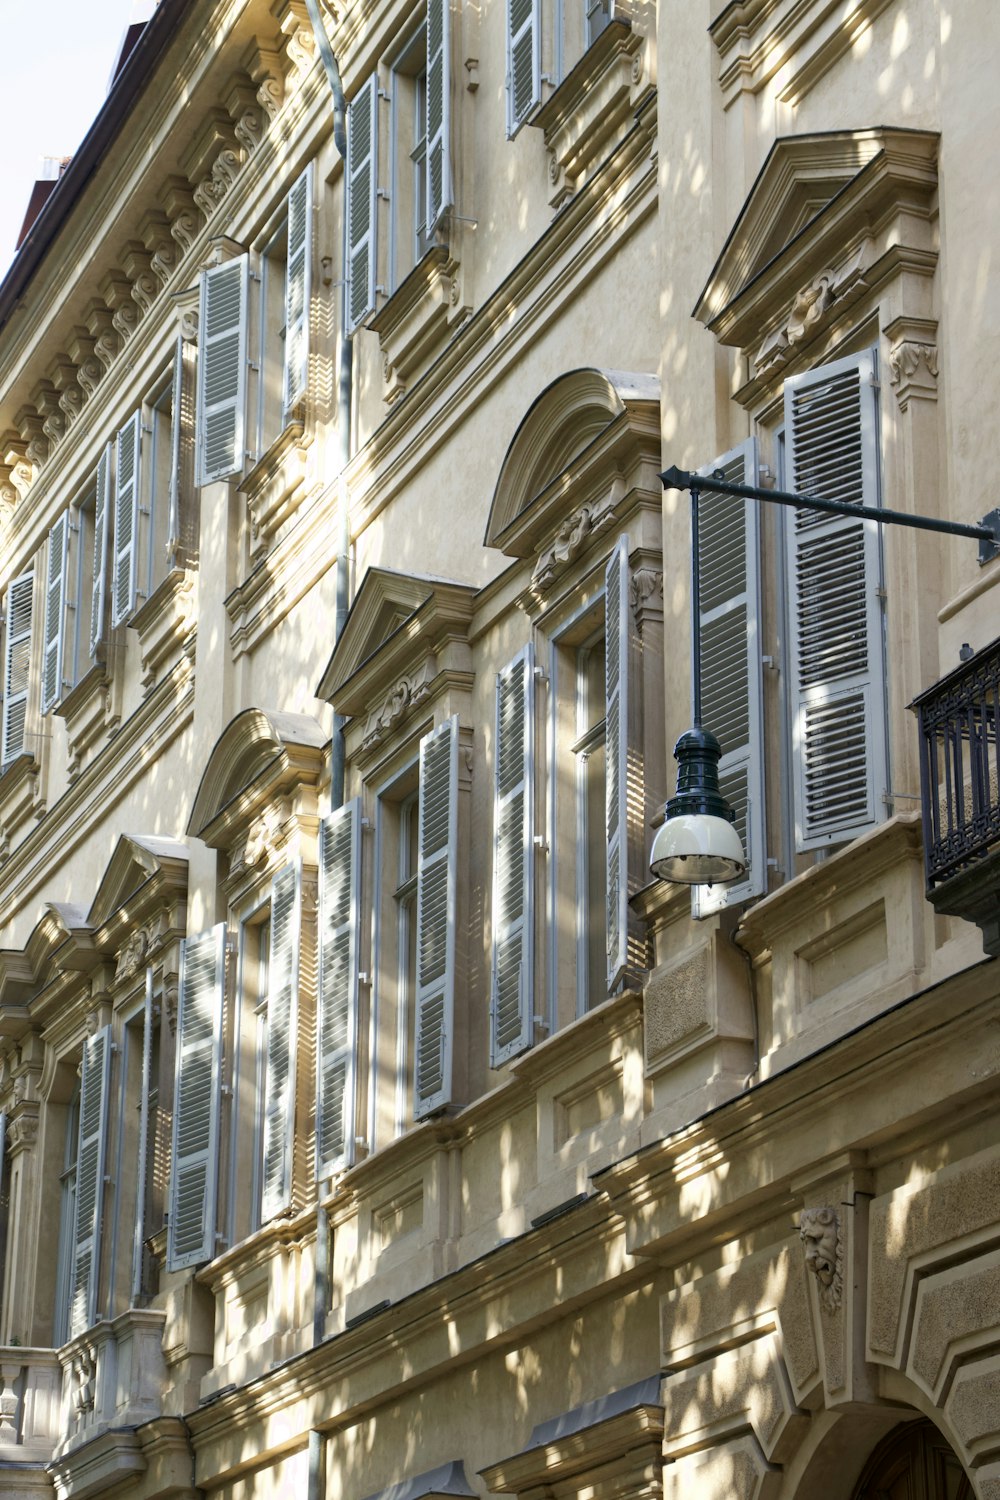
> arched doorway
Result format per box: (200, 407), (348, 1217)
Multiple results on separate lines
(851, 1419), (973, 1500)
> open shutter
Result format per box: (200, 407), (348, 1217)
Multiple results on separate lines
(426, 0), (452, 231)
(605, 538), (630, 992)
(506, 0), (540, 135)
(260, 864), (301, 1222)
(2, 570), (34, 770)
(168, 924), (226, 1271)
(317, 800), (361, 1178)
(785, 349), (887, 851)
(90, 444), (112, 657)
(491, 646), (534, 1066)
(42, 513), (69, 713)
(166, 334), (185, 567)
(345, 76), (379, 334)
(283, 166), (313, 418)
(414, 716), (458, 1118)
(130, 968), (155, 1304)
(693, 439), (766, 916)
(69, 1026), (111, 1338)
(111, 410), (142, 627)
(196, 256), (249, 485)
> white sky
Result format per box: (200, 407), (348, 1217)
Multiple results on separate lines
(1, 0), (156, 278)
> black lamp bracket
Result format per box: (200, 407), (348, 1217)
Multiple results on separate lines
(661, 466), (1000, 567)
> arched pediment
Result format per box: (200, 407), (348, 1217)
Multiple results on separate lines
(484, 368), (660, 552)
(187, 707), (327, 845)
(0, 903), (94, 1033)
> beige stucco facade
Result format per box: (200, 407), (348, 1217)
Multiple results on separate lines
(0, 1), (998, 1498)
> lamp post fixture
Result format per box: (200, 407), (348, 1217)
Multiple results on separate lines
(649, 465), (1000, 888)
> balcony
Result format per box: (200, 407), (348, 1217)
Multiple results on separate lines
(912, 635), (1000, 954)
(0, 1346), (61, 1462)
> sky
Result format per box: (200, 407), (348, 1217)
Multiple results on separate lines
(0, 0), (156, 278)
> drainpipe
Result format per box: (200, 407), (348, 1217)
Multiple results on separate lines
(302, 2), (352, 1458)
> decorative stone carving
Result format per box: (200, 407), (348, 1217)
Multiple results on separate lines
(799, 1206), (842, 1314)
(112, 301), (140, 343)
(70, 1345), (97, 1424)
(257, 75), (284, 119)
(170, 207), (201, 251)
(193, 177), (222, 218)
(531, 491), (618, 596)
(7, 1111), (39, 1153)
(232, 797), (293, 874)
(95, 328), (120, 371)
(362, 664), (435, 750)
(115, 927), (150, 983)
(212, 147), (242, 192)
(285, 22), (316, 80)
(888, 340), (939, 404)
(0, 485), (16, 524)
(77, 357), (104, 397)
(235, 106), (265, 153)
(131, 269), (161, 312)
(630, 566), (663, 628)
(180, 308), (199, 343)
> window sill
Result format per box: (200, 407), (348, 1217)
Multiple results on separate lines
(129, 566), (198, 693)
(54, 1309), (167, 1462)
(239, 415), (309, 560)
(532, 17), (651, 209)
(54, 657), (122, 782)
(368, 244), (463, 406)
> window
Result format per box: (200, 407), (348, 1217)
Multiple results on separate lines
(345, 0), (452, 330)
(505, 0), (617, 134)
(229, 908), (271, 1240)
(119, 979), (160, 1307)
(53, 1082), (81, 1347)
(55, 1028), (111, 1340)
(196, 167), (312, 483)
(2, 567), (35, 770)
(689, 348), (888, 912)
(388, 26), (431, 292)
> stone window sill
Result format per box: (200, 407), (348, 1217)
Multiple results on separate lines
(239, 414), (309, 561)
(369, 244), (465, 406)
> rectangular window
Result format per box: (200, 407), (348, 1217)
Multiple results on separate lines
(2, 568), (35, 770)
(389, 26), (430, 293)
(230, 909), (270, 1242)
(373, 766), (419, 1145)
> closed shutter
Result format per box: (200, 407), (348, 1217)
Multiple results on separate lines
(69, 1026), (111, 1338)
(166, 334), (185, 567)
(111, 410), (142, 627)
(260, 864), (301, 1222)
(785, 349), (887, 850)
(1, 570), (34, 770)
(90, 444), (112, 657)
(130, 968), (155, 1304)
(42, 512), (69, 713)
(196, 256), (249, 485)
(317, 800), (361, 1178)
(605, 538), (630, 992)
(693, 439), (766, 917)
(346, 76), (379, 334)
(507, 0), (540, 135)
(426, 0), (452, 231)
(491, 646), (534, 1066)
(283, 166), (313, 418)
(167, 924), (226, 1271)
(414, 716), (458, 1118)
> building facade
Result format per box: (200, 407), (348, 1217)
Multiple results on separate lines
(0, 0), (998, 1497)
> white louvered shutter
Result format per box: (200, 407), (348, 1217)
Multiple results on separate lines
(785, 349), (887, 851)
(605, 538), (630, 993)
(42, 513), (69, 713)
(491, 646), (534, 1066)
(260, 864), (301, 1222)
(196, 256), (249, 485)
(426, 0), (452, 231)
(346, 76), (379, 334)
(69, 1026), (111, 1338)
(166, 334), (185, 567)
(414, 716), (459, 1118)
(2, 570), (34, 770)
(283, 166), (313, 418)
(507, 0), (541, 135)
(317, 800), (361, 1178)
(693, 440), (766, 917)
(90, 444), (112, 658)
(111, 410), (142, 627)
(130, 968), (155, 1304)
(168, 924), (226, 1271)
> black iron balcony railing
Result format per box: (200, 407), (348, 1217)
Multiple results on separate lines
(912, 636), (1000, 891)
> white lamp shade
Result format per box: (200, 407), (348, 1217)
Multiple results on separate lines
(649, 812), (747, 886)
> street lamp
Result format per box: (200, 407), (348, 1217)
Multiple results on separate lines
(649, 465), (1000, 887)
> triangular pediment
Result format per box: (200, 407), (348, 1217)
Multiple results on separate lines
(317, 568), (477, 710)
(694, 127), (939, 336)
(88, 835), (190, 930)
